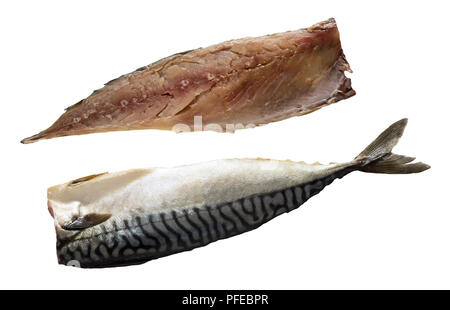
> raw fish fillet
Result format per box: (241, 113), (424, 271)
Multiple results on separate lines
(22, 18), (354, 143)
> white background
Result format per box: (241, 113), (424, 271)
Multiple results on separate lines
(1, 0), (448, 289)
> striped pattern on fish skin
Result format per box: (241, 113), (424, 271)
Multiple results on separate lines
(22, 18), (355, 143)
(48, 119), (429, 268)
(56, 168), (351, 268)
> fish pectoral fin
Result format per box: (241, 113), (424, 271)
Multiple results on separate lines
(62, 213), (112, 230)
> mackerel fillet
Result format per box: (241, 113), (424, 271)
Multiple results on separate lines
(23, 18), (354, 143)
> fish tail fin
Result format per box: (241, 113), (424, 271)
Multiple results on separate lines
(354, 118), (430, 174)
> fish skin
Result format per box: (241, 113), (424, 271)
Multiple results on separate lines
(51, 160), (355, 268)
(22, 18), (355, 143)
(47, 119), (429, 268)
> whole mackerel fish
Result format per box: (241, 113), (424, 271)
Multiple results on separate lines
(48, 119), (429, 268)
(22, 18), (354, 143)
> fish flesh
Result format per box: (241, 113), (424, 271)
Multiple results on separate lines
(23, 18), (354, 143)
(48, 119), (429, 268)
(22, 18), (354, 143)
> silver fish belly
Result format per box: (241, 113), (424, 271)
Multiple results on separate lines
(48, 119), (429, 268)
